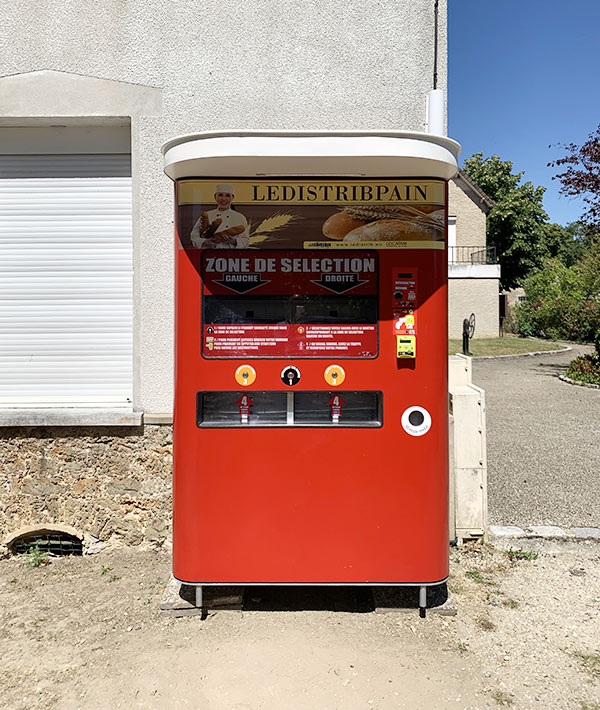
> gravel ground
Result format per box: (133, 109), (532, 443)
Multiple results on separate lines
(1, 544), (599, 710)
(472, 343), (600, 528)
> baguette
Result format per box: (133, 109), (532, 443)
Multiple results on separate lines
(322, 211), (368, 240)
(343, 219), (438, 242)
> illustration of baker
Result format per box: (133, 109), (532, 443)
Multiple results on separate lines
(190, 183), (249, 249)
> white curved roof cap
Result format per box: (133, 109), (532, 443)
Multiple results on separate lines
(162, 130), (460, 181)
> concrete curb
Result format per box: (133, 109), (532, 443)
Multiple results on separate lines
(489, 525), (600, 552)
(490, 524), (600, 540)
(468, 344), (572, 361)
(558, 374), (600, 390)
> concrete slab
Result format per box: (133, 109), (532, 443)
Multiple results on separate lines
(571, 527), (600, 539)
(489, 525), (600, 544)
(373, 584), (457, 616)
(0, 407), (142, 427)
(491, 536), (600, 555)
(159, 577), (243, 616)
(527, 525), (573, 538)
(489, 525), (526, 538)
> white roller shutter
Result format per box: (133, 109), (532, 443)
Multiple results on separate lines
(0, 153), (133, 407)
(0, 154), (131, 178)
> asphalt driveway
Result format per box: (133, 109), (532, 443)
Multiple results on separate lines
(472, 344), (600, 528)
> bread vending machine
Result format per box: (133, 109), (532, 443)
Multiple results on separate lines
(163, 131), (460, 615)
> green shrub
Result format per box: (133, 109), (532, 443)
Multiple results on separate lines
(21, 544), (50, 568)
(502, 304), (521, 334)
(565, 353), (600, 386)
(517, 259), (584, 340)
(506, 548), (539, 561)
(515, 249), (600, 353)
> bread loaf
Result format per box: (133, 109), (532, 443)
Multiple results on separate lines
(322, 211), (369, 240)
(343, 219), (436, 242)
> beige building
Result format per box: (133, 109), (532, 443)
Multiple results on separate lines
(448, 171), (499, 338)
(0, 1), (458, 551)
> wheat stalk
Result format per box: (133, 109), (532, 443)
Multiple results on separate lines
(249, 213), (300, 245)
(250, 213), (298, 237)
(249, 234), (272, 245)
(343, 205), (444, 233)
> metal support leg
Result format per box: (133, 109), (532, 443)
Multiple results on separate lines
(195, 585), (203, 609)
(419, 586), (427, 618)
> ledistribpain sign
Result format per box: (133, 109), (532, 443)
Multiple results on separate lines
(177, 178), (445, 251)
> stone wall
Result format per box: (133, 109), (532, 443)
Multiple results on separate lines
(0, 425), (172, 549)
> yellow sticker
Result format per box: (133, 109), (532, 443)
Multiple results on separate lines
(396, 335), (416, 358)
(235, 365), (256, 386)
(324, 364), (346, 386)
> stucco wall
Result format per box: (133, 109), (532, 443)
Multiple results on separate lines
(449, 277), (500, 339)
(448, 179), (487, 249)
(0, 0), (447, 415)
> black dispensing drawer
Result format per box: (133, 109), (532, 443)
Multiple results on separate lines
(197, 391), (382, 428)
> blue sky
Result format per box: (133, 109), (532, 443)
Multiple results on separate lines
(448, 1), (600, 226)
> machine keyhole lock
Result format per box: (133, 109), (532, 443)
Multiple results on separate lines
(324, 364), (346, 386)
(235, 364), (256, 386)
(281, 365), (301, 386)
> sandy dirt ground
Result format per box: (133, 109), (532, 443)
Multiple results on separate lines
(1, 542), (599, 710)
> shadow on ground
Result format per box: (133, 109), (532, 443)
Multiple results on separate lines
(534, 361), (570, 377)
(177, 583), (451, 613)
(243, 586), (374, 612)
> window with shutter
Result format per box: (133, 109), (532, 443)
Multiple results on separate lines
(0, 126), (133, 408)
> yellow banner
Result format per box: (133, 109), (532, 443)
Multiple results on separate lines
(178, 179), (445, 206)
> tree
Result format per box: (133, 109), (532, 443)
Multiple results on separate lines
(580, 235), (600, 295)
(550, 124), (600, 226)
(579, 236), (600, 355)
(517, 258), (585, 341)
(540, 221), (593, 267)
(462, 153), (548, 289)
(518, 237), (600, 356)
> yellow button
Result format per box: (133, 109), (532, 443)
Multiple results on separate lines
(235, 364), (256, 386)
(396, 335), (416, 358)
(324, 364), (345, 386)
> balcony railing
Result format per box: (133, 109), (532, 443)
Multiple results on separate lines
(448, 246), (497, 264)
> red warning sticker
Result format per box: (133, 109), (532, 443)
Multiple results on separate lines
(236, 394), (254, 422)
(328, 394), (346, 422)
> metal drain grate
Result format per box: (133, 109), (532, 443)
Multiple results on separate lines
(13, 532), (83, 557)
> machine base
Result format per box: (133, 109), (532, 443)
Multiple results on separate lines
(162, 577), (452, 618)
(159, 578), (244, 616)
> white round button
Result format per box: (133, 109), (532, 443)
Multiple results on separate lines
(401, 406), (432, 437)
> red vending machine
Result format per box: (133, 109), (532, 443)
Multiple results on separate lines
(163, 131), (460, 615)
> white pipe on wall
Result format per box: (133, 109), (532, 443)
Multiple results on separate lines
(426, 89), (445, 135)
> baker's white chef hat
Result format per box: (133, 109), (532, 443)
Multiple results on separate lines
(215, 183), (235, 195)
